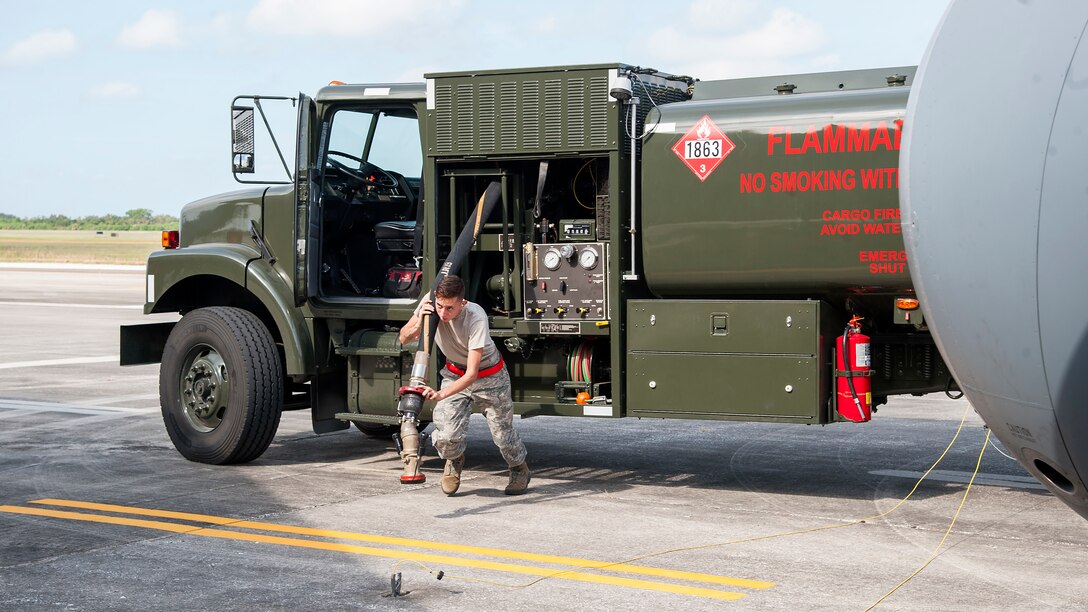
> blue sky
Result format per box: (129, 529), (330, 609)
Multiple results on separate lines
(0, 0), (949, 217)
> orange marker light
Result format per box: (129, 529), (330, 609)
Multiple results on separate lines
(575, 391), (591, 405)
(162, 230), (179, 249)
(895, 297), (920, 310)
(328, 80), (345, 85)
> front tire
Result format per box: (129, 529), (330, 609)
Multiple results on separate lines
(160, 307), (283, 464)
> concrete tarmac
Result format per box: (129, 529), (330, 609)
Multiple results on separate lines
(1, 266), (1086, 610)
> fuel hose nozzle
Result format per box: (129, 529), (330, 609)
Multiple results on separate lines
(396, 351), (431, 484)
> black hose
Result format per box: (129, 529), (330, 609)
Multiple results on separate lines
(843, 324), (863, 419)
(415, 181), (502, 354)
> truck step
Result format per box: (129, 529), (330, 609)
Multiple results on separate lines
(335, 412), (400, 425)
(334, 346), (403, 357)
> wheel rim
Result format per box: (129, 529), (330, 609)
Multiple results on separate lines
(179, 344), (231, 432)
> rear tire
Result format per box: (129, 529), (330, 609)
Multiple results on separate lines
(160, 307), (283, 464)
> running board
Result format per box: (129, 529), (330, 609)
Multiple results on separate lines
(335, 412), (400, 425)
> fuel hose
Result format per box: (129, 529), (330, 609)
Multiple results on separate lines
(396, 181), (502, 483)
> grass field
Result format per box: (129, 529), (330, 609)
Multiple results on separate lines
(0, 230), (162, 265)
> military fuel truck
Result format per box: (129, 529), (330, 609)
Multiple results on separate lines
(120, 63), (955, 465)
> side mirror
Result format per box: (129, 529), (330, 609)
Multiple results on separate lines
(231, 106), (255, 174)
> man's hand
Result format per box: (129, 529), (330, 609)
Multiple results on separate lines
(399, 300), (435, 345)
(418, 385), (441, 401)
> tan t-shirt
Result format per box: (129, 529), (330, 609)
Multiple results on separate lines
(415, 299), (500, 368)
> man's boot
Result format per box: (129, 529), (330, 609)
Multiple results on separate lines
(441, 455), (465, 495)
(505, 463), (531, 495)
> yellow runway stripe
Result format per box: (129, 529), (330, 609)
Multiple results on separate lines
(28, 498), (774, 590)
(0, 504), (747, 601)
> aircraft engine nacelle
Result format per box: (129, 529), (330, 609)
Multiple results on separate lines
(902, 0), (1088, 519)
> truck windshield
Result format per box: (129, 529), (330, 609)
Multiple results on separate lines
(327, 109), (421, 179)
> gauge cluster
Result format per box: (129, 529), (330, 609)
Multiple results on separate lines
(524, 242), (607, 321)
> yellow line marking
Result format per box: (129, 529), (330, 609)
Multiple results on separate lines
(28, 498), (774, 590)
(0, 504), (748, 601)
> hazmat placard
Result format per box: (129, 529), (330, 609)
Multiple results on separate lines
(671, 115), (735, 182)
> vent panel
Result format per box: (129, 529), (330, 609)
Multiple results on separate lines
(589, 76), (610, 148)
(500, 81), (518, 150)
(434, 85), (453, 153)
(522, 80), (540, 150)
(544, 79), (563, 149)
(455, 84), (475, 151)
(429, 66), (687, 157)
(478, 83), (496, 152)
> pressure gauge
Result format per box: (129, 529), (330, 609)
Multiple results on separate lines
(578, 247), (599, 270)
(558, 244), (575, 260)
(543, 248), (562, 270)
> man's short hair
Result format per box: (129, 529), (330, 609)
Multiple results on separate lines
(434, 275), (465, 300)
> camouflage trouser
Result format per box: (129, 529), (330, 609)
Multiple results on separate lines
(431, 365), (527, 467)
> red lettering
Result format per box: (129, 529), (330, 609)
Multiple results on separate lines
(842, 169), (856, 190)
(821, 223), (860, 235)
(862, 222), (902, 235)
(870, 121), (892, 151)
(739, 172), (766, 193)
(769, 169), (856, 193)
(859, 250), (908, 263)
(860, 167), (899, 189)
(847, 123), (870, 152)
(785, 132), (803, 155)
(779, 171), (798, 191)
(823, 124), (845, 153)
(869, 262), (907, 274)
(822, 208), (871, 221)
(766, 119), (905, 156)
(767, 128), (785, 155)
(800, 125), (821, 154)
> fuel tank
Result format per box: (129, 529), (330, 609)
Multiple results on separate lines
(641, 81), (911, 297)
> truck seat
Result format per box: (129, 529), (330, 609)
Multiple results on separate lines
(374, 220), (416, 251)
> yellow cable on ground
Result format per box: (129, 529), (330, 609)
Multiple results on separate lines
(392, 402), (978, 592)
(865, 428), (991, 610)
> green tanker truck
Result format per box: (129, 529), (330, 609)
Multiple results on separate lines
(120, 63), (954, 465)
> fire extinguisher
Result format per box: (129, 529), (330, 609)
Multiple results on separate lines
(835, 315), (872, 422)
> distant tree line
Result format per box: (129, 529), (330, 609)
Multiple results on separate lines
(0, 208), (178, 231)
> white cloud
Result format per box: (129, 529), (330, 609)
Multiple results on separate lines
(689, 0), (759, 32)
(246, 0), (460, 37)
(648, 7), (827, 79)
(118, 9), (182, 49)
(89, 81), (143, 100)
(0, 29), (76, 67)
(723, 8), (826, 58)
(210, 13), (236, 35)
(536, 16), (559, 34)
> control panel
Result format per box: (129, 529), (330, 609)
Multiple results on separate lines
(524, 242), (607, 321)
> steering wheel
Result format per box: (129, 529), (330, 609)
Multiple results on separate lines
(326, 150), (400, 191)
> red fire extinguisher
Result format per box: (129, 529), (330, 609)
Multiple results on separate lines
(835, 315), (872, 422)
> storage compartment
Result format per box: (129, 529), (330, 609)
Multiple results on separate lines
(625, 299), (834, 422)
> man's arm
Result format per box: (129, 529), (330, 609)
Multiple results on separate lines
(398, 301), (433, 345)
